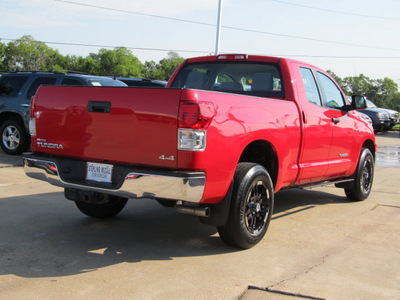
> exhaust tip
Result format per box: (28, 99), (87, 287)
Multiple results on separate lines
(174, 205), (211, 218)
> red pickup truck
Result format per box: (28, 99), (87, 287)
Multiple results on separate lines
(23, 54), (376, 248)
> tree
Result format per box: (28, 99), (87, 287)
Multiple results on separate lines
(94, 47), (144, 77)
(330, 72), (400, 111)
(145, 52), (184, 81)
(0, 40), (6, 72)
(2, 35), (61, 71)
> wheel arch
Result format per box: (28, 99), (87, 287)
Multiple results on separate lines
(362, 139), (376, 159)
(0, 112), (26, 129)
(238, 140), (278, 188)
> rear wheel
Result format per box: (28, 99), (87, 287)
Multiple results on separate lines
(75, 196), (128, 218)
(0, 119), (30, 155)
(345, 148), (374, 201)
(218, 163), (274, 249)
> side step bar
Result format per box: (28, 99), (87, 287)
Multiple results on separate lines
(300, 178), (354, 190)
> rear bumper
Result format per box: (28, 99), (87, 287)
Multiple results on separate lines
(22, 153), (206, 203)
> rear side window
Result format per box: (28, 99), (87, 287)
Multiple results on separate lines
(27, 77), (57, 99)
(300, 68), (322, 106)
(0, 76), (29, 97)
(88, 79), (127, 87)
(171, 62), (285, 98)
(62, 78), (84, 86)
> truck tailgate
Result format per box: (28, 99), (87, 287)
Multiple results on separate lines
(32, 86), (181, 168)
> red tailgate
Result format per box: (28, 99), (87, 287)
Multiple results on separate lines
(32, 86), (182, 168)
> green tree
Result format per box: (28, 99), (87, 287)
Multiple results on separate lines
(331, 71), (400, 110)
(94, 47), (144, 77)
(2, 35), (61, 71)
(145, 52), (184, 81)
(0, 40), (6, 72)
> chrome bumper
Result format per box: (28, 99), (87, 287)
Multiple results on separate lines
(22, 154), (206, 203)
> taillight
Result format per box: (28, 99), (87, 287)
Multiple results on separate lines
(178, 101), (215, 129)
(30, 95), (37, 118)
(29, 95), (37, 136)
(178, 101), (215, 151)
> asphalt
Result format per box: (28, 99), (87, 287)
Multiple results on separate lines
(0, 132), (399, 299)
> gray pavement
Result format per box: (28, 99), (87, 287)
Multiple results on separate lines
(0, 133), (399, 299)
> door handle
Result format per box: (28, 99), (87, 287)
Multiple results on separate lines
(302, 111), (307, 124)
(332, 117), (340, 124)
(87, 101), (111, 113)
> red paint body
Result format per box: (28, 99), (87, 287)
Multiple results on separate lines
(30, 55), (375, 204)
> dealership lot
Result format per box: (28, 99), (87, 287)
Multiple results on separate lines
(0, 133), (399, 299)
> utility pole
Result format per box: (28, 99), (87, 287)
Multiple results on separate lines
(215, 0), (223, 55)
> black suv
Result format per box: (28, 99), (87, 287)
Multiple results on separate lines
(0, 71), (126, 155)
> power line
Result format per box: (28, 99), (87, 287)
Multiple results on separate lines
(0, 38), (211, 54)
(270, 0), (400, 21)
(2, 37), (400, 59)
(54, 0), (213, 27)
(223, 25), (400, 52)
(54, 0), (400, 52)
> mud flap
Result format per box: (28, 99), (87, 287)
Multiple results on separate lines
(199, 181), (233, 226)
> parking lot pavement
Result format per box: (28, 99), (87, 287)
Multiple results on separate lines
(0, 134), (399, 300)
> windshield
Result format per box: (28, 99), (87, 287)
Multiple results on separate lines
(366, 100), (377, 108)
(171, 62), (285, 98)
(88, 79), (127, 87)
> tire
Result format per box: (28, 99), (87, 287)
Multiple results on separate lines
(345, 148), (374, 201)
(75, 196), (128, 219)
(217, 163), (274, 249)
(0, 119), (30, 155)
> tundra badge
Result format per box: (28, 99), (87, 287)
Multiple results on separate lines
(37, 139), (64, 150)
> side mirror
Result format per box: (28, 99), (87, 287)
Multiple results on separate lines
(351, 95), (367, 110)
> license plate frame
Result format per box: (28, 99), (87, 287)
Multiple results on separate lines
(86, 162), (113, 183)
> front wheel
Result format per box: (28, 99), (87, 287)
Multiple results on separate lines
(218, 163), (274, 249)
(75, 196), (128, 218)
(345, 148), (374, 201)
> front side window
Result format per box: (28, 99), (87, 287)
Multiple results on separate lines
(317, 72), (345, 109)
(171, 62), (285, 98)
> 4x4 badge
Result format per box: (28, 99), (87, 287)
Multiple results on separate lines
(159, 155), (175, 161)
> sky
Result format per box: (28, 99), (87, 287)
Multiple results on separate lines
(1, 0), (400, 85)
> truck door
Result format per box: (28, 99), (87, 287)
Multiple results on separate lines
(294, 66), (332, 184)
(315, 71), (359, 178)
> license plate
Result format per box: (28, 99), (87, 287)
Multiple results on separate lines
(86, 162), (113, 183)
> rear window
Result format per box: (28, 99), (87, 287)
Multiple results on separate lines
(62, 78), (84, 86)
(171, 62), (284, 98)
(88, 79), (127, 87)
(0, 76), (29, 97)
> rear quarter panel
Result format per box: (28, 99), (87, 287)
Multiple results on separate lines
(177, 89), (301, 203)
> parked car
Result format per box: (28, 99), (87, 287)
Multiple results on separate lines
(117, 77), (167, 87)
(366, 99), (399, 131)
(0, 71), (127, 155)
(347, 96), (390, 133)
